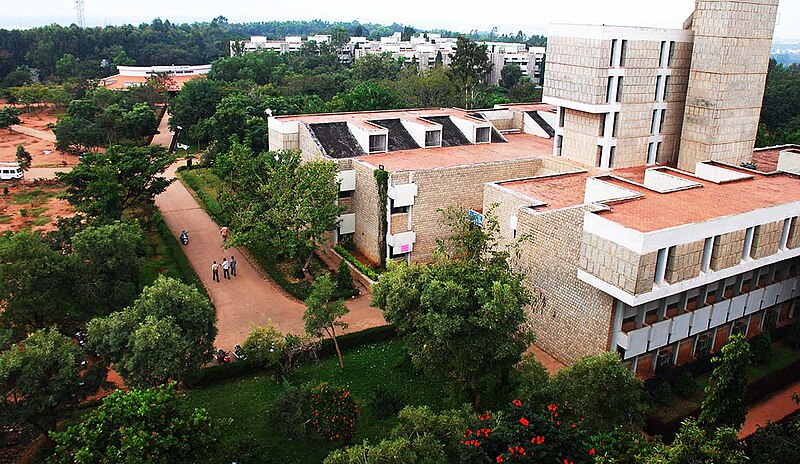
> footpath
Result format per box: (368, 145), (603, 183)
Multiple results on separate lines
(151, 112), (386, 350)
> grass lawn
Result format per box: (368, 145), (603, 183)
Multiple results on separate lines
(12, 187), (58, 205)
(184, 339), (449, 464)
(177, 167), (230, 226)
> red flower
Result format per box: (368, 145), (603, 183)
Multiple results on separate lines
(512, 399), (522, 407)
(519, 417), (529, 427)
(496, 456), (504, 463)
(589, 448), (596, 455)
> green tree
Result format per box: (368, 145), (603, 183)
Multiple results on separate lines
(449, 36), (493, 109)
(353, 53), (404, 81)
(242, 322), (285, 366)
(550, 352), (647, 432)
(304, 274), (350, 369)
(15, 145), (31, 171)
(372, 208), (532, 408)
(337, 259), (355, 293)
(748, 394), (800, 463)
(228, 146), (344, 275)
(0, 328), (93, 441)
(57, 144), (174, 221)
(122, 101), (159, 143)
(646, 419), (748, 464)
(50, 383), (215, 464)
(0, 106), (21, 132)
(330, 26), (351, 49)
(500, 62), (523, 89)
(330, 81), (403, 112)
(699, 333), (751, 430)
(0, 231), (75, 335)
(168, 77), (225, 136)
(87, 276), (216, 387)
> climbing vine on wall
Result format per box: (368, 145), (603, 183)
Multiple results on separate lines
(374, 169), (389, 270)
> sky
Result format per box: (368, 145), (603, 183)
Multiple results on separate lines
(2, 0), (798, 40)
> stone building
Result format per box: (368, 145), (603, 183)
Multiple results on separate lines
(266, 0), (793, 378)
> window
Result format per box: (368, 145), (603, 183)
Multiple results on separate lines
(666, 301), (680, 318)
(647, 142), (657, 165)
(606, 76), (614, 103)
(686, 296), (700, 311)
(724, 284), (737, 299)
(389, 246), (410, 260)
(596, 145), (604, 167)
(475, 127), (491, 143)
(742, 226), (755, 260)
(645, 309), (659, 325)
(424, 130), (441, 147)
(656, 348), (674, 370)
(659, 40), (668, 67)
(556, 135), (563, 156)
(612, 112), (619, 137)
(655, 75), (664, 101)
(695, 334), (712, 357)
(622, 315), (638, 332)
(369, 134), (387, 153)
(705, 287), (718, 306)
(780, 218), (792, 250)
(701, 237), (714, 273)
(655, 247), (668, 286)
(762, 309), (778, 331)
(667, 41), (676, 67)
(599, 115), (606, 137)
(619, 40), (628, 67)
(660, 109), (667, 131)
(610, 39), (619, 67)
(390, 199), (409, 215)
(663, 76), (671, 100)
(558, 108), (565, 127)
(608, 146), (616, 169)
(338, 190), (353, 199)
(615, 77), (624, 102)
(651, 110), (659, 134)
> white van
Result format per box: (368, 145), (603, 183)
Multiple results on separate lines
(0, 162), (23, 180)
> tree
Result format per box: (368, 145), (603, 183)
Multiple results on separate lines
(500, 62), (523, 89)
(748, 394), (800, 463)
(401, 26), (416, 42)
(87, 276), (217, 387)
(699, 333), (751, 430)
(372, 208), (532, 408)
(304, 274), (349, 369)
(337, 259), (355, 294)
(15, 145), (31, 171)
(330, 26), (351, 49)
(50, 383), (215, 464)
(0, 328), (95, 442)
(227, 146), (344, 275)
(352, 53), (404, 82)
(646, 419), (748, 464)
(0, 106), (21, 133)
(329, 81), (403, 112)
(449, 37), (492, 109)
(242, 322), (285, 366)
(122, 101), (159, 143)
(550, 352), (647, 432)
(57, 144), (174, 222)
(0, 231), (75, 335)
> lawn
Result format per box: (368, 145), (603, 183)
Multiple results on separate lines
(177, 167), (230, 226)
(184, 339), (449, 464)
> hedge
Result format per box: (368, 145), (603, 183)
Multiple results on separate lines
(186, 325), (396, 387)
(152, 210), (209, 300)
(176, 170), (231, 226)
(334, 245), (380, 281)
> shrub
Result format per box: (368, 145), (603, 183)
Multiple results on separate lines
(334, 245), (379, 281)
(671, 371), (698, 397)
(371, 386), (402, 419)
(336, 259), (355, 293)
(19, 208), (27, 218)
(242, 322), (284, 367)
(786, 321), (800, 349)
(308, 383), (360, 442)
(510, 354), (551, 405)
(651, 382), (675, 405)
(268, 383), (315, 439)
(750, 332), (773, 364)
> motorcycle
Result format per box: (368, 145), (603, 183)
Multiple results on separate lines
(215, 348), (231, 364)
(233, 344), (246, 361)
(179, 230), (189, 246)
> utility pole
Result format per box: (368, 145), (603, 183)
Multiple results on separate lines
(75, 0), (85, 28)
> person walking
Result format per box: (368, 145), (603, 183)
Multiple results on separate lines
(222, 257), (230, 280)
(230, 255), (237, 277)
(220, 226), (228, 242)
(211, 260), (220, 282)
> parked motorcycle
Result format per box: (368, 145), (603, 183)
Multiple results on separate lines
(215, 348), (231, 364)
(233, 344), (246, 361)
(179, 230), (189, 246)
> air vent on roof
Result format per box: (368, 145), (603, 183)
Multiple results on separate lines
(740, 162), (758, 170)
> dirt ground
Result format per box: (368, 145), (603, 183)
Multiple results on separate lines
(0, 180), (75, 234)
(0, 105), (79, 167)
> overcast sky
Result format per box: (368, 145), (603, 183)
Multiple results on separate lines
(2, 0), (798, 39)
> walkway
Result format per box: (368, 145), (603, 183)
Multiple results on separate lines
(740, 379), (800, 437)
(10, 124), (56, 142)
(151, 112), (386, 350)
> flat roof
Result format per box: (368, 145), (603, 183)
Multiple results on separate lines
(274, 107), (488, 126)
(752, 145), (800, 173)
(354, 132), (554, 172)
(99, 74), (200, 91)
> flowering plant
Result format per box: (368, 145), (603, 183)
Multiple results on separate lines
(308, 382), (359, 442)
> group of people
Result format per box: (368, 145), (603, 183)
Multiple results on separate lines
(211, 256), (236, 282)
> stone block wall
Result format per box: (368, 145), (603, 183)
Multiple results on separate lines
(579, 232), (657, 295)
(515, 206), (615, 364)
(711, 229), (746, 270)
(350, 160), (382, 264)
(665, 240), (704, 283)
(544, 36), (612, 105)
(788, 218), (800, 249)
(410, 158), (543, 262)
(268, 127), (299, 152)
(483, 183), (536, 250)
(751, 220), (783, 260)
(390, 212), (409, 235)
(561, 110), (602, 167)
(298, 123), (325, 162)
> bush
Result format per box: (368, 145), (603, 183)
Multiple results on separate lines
(334, 245), (379, 281)
(268, 383), (315, 439)
(750, 332), (773, 364)
(786, 322), (800, 349)
(510, 354), (551, 405)
(337, 259), (355, 293)
(371, 387), (403, 419)
(242, 322), (284, 367)
(671, 371), (698, 397)
(308, 383), (360, 442)
(651, 382), (675, 405)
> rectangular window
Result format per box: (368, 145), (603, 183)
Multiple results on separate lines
(369, 134), (387, 153)
(780, 218), (792, 250)
(558, 108), (565, 127)
(668, 41), (676, 67)
(424, 130), (441, 147)
(616, 77), (624, 102)
(742, 227), (755, 261)
(606, 76), (614, 103)
(475, 127), (491, 143)
(612, 112), (619, 137)
(659, 40), (668, 67)
(655, 141), (662, 159)
(610, 39), (619, 67)
(655, 247), (668, 286)
(608, 146), (616, 169)
(647, 142), (657, 164)
(596, 145), (604, 167)
(622, 315), (638, 332)
(660, 109), (667, 131)
(663, 75), (671, 100)
(651, 110), (659, 134)
(556, 135), (563, 156)
(655, 75), (664, 101)
(686, 296), (700, 312)
(656, 348), (674, 370)
(701, 237), (714, 273)
(619, 40), (628, 67)
(705, 287), (719, 306)
(390, 199), (409, 215)
(695, 334), (712, 357)
(599, 114), (606, 137)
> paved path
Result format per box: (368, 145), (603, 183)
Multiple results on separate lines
(152, 112), (386, 350)
(10, 124), (56, 142)
(26, 167), (70, 180)
(740, 379), (800, 437)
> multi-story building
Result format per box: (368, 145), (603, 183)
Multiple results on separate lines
(265, 0), (791, 379)
(99, 64), (211, 91)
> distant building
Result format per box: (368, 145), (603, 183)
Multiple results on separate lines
(99, 64), (210, 91)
